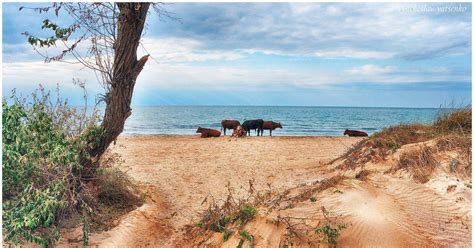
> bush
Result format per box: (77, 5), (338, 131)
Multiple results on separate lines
(2, 87), (101, 247)
(435, 108), (471, 134)
(315, 207), (347, 245)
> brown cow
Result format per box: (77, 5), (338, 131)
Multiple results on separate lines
(196, 127), (221, 138)
(221, 119), (241, 136)
(262, 121), (282, 136)
(343, 129), (368, 137)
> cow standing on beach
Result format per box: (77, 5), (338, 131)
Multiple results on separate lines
(221, 120), (240, 136)
(241, 119), (264, 136)
(196, 127), (221, 138)
(262, 121), (282, 136)
(343, 129), (368, 137)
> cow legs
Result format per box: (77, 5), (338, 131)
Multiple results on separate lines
(223, 128), (226, 136)
(270, 129), (272, 136)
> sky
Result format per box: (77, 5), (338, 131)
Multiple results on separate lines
(2, 2), (472, 108)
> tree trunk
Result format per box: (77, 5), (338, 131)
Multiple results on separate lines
(87, 3), (150, 169)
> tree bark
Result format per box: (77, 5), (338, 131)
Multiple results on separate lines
(88, 3), (150, 165)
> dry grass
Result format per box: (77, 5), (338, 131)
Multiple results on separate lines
(371, 123), (434, 147)
(79, 152), (144, 232)
(193, 180), (266, 241)
(434, 108), (471, 134)
(396, 145), (440, 183)
(292, 175), (346, 202)
(355, 170), (371, 180)
(335, 108), (471, 182)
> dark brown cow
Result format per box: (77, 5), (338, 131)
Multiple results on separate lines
(221, 119), (241, 136)
(343, 129), (368, 137)
(196, 127), (221, 138)
(262, 121), (282, 136)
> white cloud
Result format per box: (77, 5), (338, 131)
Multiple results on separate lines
(139, 37), (243, 63)
(314, 50), (394, 59)
(346, 64), (397, 75)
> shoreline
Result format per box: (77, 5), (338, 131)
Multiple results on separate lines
(119, 133), (363, 137)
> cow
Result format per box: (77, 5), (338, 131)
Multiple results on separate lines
(262, 121), (282, 136)
(241, 119), (264, 136)
(221, 120), (241, 136)
(343, 129), (368, 137)
(196, 127), (221, 138)
(231, 125), (246, 137)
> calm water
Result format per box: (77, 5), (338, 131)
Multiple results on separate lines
(122, 106), (440, 136)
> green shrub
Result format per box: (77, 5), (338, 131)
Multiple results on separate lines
(2, 87), (100, 247)
(315, 223), (346, 245)
(222, 228), (233, 241)
(234, 204), (257, 225)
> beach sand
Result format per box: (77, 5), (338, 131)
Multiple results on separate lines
(82, 135), (361, 246)
(114, 135), (360, 224)
(75, 135), (470, 247)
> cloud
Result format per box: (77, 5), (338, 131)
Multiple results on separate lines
(397, 41), (471, 61)
(2, 2), (471, 108)
(314, 50), (394, 59)
(146, 3), (471, 60)
(346, 65), (397, 75)
(139, 37), (243, 63)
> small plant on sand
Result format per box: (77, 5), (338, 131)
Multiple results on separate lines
(315, 207), (347, 245)
(237, 230), (254, 248)
(310, 196), (317, 202)
(234, 204), (257, 225)
(465, 182), (472, 189)
(315, 223), (346, 245)
(223, 228), (233, 241)
(197, 181), (261, 230)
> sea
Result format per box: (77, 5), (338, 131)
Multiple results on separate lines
(121, 106), (442, 136)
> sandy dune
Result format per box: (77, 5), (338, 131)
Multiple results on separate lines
(72, 135), (471, 247)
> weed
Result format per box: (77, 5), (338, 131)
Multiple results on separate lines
(434, 108), (471, 134)
(315, 223), (346, 245)
(198, 181), (261, 234)
(450, 159), (458, 173)
(310, 197), (317, 203)
(465, 182), (472, 189)
(355, 169), (370, 180)
(237, 230), (254, 248)
(223, 228), (233, 241)
(397, 145), (439, 183)
(234, 204), (257, 225)
(315, 207), (347, 245)
(334, 189), (343, 194)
